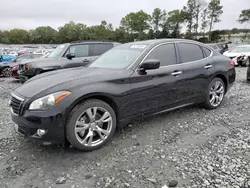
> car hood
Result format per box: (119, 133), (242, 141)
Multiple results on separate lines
(20, 57), (67, 66)
(14, 67), (126, 98)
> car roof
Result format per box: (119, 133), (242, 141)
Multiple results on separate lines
(125, 39), (206, 46)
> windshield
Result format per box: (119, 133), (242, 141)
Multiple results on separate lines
(89, 43), (148, 69)
(47, 44), (66, 58)
(229, 46), (250, 53)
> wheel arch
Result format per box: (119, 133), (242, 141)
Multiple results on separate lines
(213, 74), (228, 93)
(65, 93), (119, 125)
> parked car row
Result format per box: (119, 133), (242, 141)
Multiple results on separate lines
(10, 39), (236, 151)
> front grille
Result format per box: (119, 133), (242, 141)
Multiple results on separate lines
(10, 94), (24, 115)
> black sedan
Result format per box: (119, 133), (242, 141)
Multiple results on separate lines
(10, 39), (236, 151)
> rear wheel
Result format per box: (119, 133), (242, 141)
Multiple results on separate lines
(66, 99), (116, 151)
(203, 78), (225, 109)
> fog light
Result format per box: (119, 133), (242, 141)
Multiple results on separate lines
(37, 129), (46, 136)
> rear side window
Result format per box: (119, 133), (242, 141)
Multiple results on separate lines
(202, 47), (212, 57)
(91, 44), (108, 56)
(146, 43), (176, 67)
(178, 43), (204, 63)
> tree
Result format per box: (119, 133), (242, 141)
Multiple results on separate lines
(120, 10), (151, 34)
(201, 8), (209, 37)
(30, 26), (58, 44)
(193, 0), (207, 36)
(167, 10), (187, 38)
(58, 21), (88, 43)
(238, 9), (250, 24)
(183, 0), (196, 37)
(207, 0), (223, 39)
(151, 8), (164, 38)
(8, 29), (30, 44)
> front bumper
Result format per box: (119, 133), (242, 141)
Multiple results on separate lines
(11, 107), (66, 145)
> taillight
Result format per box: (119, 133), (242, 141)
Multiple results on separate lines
(230, 59), (236, 66)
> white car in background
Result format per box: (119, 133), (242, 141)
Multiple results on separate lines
(223, 45), (250, 66)
(8, 51), (18, 56)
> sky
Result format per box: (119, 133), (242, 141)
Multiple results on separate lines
(0, 0), (249, 31)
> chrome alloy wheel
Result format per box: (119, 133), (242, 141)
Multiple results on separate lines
(209, 81), (224, 107)
(74, 107), (113, 147)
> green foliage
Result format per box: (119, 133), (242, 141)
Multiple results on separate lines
(238, 9), (250, 24)
(208, 0), (223, 35)
(120, 10), (151, 33)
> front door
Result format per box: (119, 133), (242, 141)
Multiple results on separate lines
(63, 44), (92, 68)
(129, 43), (188, 116)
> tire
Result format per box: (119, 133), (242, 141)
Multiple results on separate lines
(1, 67), (11, 77)
(243, 58), (250, 67)
(202, 78), (225, 109)
(66, 99), (117, 151)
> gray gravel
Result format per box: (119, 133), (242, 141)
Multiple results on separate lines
(0, 68), (250, 188)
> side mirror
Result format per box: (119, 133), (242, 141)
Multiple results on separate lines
(139, 59), (160, 71)
(66, 53), (75, 60)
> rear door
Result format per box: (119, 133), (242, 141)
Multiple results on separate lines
(176, 42), (215, 102)
(90, 43), (113, 61)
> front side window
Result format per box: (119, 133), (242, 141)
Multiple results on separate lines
(145, 44), (176, 67)
(178, 43), (204, 63)
(69, 44), (89, 57)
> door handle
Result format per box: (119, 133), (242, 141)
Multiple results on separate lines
(83, 59), (89, 63)
(204, 64), (213, 69)
(171, 71), (182, 76)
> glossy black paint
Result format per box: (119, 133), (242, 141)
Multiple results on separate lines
(11, 39), (236, 144)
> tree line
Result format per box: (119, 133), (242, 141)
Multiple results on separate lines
(0, 0), (249, 44)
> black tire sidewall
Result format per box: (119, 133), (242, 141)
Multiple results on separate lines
(204, 78), (225, 109)
(66, 99), (117, 151)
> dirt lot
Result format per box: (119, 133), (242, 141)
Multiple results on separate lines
(0, 68), (250, 188)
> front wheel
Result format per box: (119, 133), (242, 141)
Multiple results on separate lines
(66, 99), (116, 151)
(203, 78), (225, 109)
(1, 67), (11, 77)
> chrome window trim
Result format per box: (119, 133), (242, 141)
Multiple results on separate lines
(134, 41), (213, 71)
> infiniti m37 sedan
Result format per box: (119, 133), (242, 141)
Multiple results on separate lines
(10, 39), (236, 151)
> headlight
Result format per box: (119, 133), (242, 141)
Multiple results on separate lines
(29, 91), (71, 110)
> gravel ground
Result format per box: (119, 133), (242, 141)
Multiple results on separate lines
(0, 68), (250, 188)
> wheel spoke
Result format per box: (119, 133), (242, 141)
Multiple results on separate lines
(215, 82), (220, 90)
(86, 107), (97, 121)
(216, 87), (224, 94)
(96, 126), (110, 136)
(81, 130), (93, 145)
(87, 134), (93, 146)
(210, 94), (215, 104)
(75, 126), (88, 133)
(99, 112), (111, 123)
